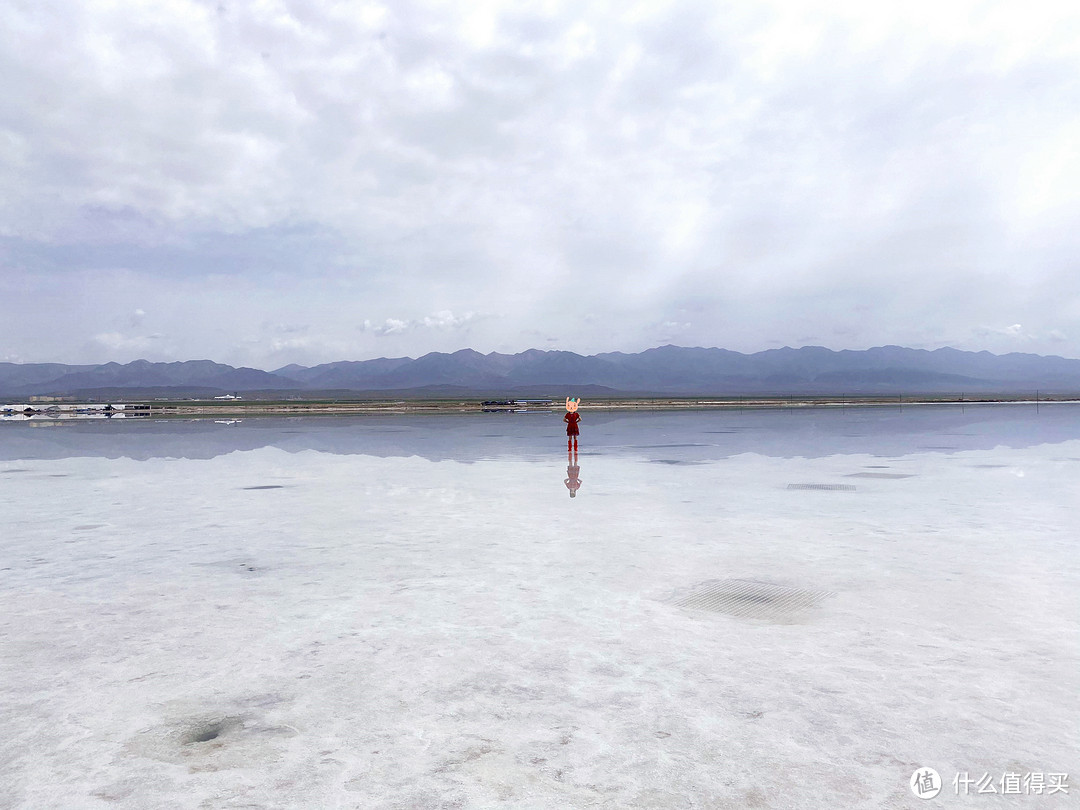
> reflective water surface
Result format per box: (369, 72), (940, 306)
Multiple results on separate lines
(1, 405), (1077, 808)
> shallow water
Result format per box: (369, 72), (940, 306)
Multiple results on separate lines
(1, 405), (1077, 808)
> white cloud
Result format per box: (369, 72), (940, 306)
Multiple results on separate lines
(2, 0), (1080, 364)
(91, 331), (169, 356)
(269, 336), (312, 352)
(361, 311), (477, 337)
(421, 310), (475, 329)
(375, 318), (409, 336)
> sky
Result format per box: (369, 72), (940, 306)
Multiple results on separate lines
(1, 0), (1079, 369)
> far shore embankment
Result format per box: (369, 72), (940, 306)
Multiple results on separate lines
(30, 394), (1071, 419)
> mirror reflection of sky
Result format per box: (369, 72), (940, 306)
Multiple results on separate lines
(4, 403), (1080, 463)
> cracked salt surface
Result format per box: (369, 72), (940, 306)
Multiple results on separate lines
(1, 405), (1078, 808)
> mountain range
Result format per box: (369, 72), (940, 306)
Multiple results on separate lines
(3, 345), (1079, 399)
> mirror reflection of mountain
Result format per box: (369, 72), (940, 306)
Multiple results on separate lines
(3, 404), (1079, 463)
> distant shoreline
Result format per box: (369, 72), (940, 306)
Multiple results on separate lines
(6, 395), (1074, 420)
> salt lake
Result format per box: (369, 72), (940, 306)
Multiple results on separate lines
(1, 404), (1077, 808)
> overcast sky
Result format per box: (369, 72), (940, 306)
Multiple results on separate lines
(2, 0), (1078, 368)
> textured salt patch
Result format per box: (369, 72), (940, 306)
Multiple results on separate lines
(845, 472), (914, 479)
(786, 483), (857, 491)
(189, 559), (263, 575)
(632, 443), (710, 448)
(128, 711), (297, 769)
(669, 579), (835, 622)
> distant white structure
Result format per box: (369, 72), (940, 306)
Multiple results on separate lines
(213, 394), (242, 400)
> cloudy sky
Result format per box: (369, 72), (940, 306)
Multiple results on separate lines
(1, 0), (1078, 368)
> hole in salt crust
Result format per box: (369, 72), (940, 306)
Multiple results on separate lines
(181, 717), (242, 745)
(191, 726), (221, 743)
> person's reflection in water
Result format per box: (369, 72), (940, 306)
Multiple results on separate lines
(564, 447), (582, 498)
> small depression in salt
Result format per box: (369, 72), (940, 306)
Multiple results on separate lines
(2, 404), (1077, 809)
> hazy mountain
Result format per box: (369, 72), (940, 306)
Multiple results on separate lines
(1, 359), (297, 398)
(3, 346), (1080, 399)
(0, 362), (99, 389)
(272, 357), (413, 388)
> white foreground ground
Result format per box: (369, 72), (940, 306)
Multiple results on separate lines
(1, 409), (1077, 809)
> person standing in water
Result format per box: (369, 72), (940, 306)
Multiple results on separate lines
(564, 396), (581, 451)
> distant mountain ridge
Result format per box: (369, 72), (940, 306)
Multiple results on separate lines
(3, 345), (1080, 398)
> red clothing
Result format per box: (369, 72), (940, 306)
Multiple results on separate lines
(564, 412), (580, 436)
